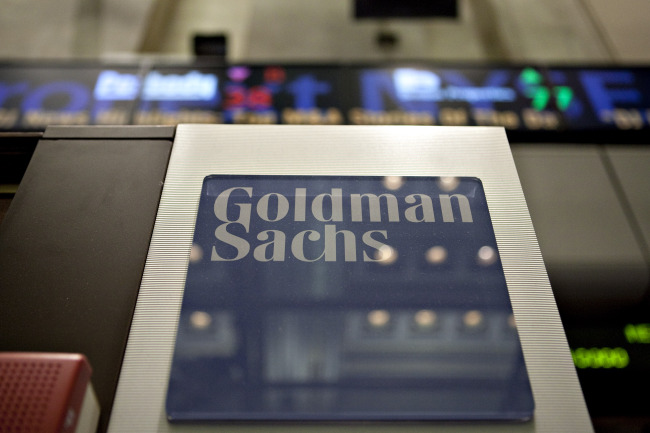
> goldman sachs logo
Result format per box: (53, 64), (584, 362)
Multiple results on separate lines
(210, 187), (474, 263)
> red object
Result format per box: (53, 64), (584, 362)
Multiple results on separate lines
(224, 85), (247, 109)
(264, 66), (286, 84)
(0, 353), (92, 433)
(247, 86), (273, 109)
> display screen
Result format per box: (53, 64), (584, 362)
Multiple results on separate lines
(166, 175), (534, 422)
(0, 64), (141, 130)
(566, 320), (650, 416)
(546, 67), (650, 131)
(1, 62), (650, 139)
(348, 66), (533, 129)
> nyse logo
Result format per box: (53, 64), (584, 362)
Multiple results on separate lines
(393, 68), (516, 104)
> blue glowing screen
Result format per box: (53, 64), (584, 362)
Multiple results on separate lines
(166, 175), (534, 422)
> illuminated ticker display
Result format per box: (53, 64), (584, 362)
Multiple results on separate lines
(571, 347), (630, 369)
(565, 321), (650, 417)
(570, 323), (649, 369)
(133, 68), (222, 125)
(624, 323), (650, 344)
(1, 62), (650, 138)
(220, 65), (347, 125)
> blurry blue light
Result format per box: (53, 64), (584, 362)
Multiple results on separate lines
(393, 68), (515, 103)
(142, 71), (218, 101)
(94, 70), (140, 101)
(394, 68), (441, 101)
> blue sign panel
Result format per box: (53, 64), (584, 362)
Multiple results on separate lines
(166, 175), (534, 422)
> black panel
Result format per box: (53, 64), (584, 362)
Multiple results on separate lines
(354, 0), (458, 18)
(0, 128), (173, 432)
(0, 132), (41, 185)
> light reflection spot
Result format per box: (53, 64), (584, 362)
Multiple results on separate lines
(463, 310), (483, 328)
(414, 310), (437, 328)
(374, 245), (398, 265)
(367, 310), (391, 328)
(382, 176), (405, 191)
(426, 246), (448, 265)
(190, 244), (203, 263)
(190, 311), (212, 330)
(438, 176), (460, 192)
(477, 245), (497, 266)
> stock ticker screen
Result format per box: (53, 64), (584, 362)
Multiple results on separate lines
(1, 62), (650, 138)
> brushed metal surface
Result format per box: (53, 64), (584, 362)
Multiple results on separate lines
(109, 125), (592, 432)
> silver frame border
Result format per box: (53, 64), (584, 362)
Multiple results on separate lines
(109, 124), (592, 432)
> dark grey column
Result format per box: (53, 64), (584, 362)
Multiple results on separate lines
(0, 126), (175, 433)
